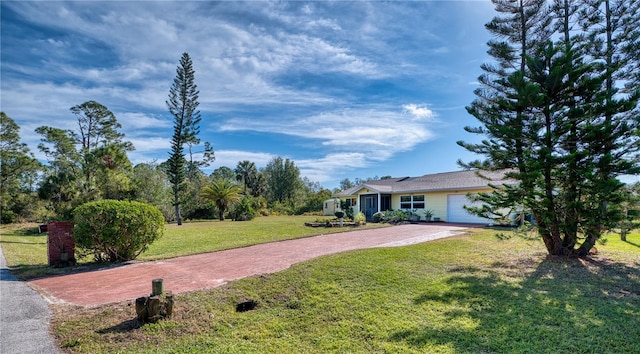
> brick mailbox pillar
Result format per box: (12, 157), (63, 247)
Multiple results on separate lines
(47, 221), (76, 267)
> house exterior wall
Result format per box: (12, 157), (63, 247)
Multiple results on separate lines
(390, 188), (493, 221)
(426, 192), (447, 221)
(338, 187), (496, 222)
(390, 192), (445, 220)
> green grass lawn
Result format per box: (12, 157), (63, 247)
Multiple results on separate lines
(51, 229), (640, 353)
(0, 216), (387, 279)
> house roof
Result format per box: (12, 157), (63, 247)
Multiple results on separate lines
(334, 170), (515, 197)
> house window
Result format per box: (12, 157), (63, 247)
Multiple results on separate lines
(400, 196), (412, 209)
(413, 195), (425, 209)
(400, 195), (425, 209)
(381, 195), (391, 211)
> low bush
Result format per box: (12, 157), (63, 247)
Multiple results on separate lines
(73, 200), (165, 263)
(1, 209), (18, 224)
(269, 200), (296, 215)
(232, 197), (258, 221)
(372, 210), (408, 224)
(340, 199), (355, 219)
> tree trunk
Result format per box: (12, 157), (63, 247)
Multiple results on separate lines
(175, 204), (182, 226)
(577, 228), (599, 257)
(539, 221), (572, 256)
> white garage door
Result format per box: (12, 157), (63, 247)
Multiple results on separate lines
(447, 194), (492, 224)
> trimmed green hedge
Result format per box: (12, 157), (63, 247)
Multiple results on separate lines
(73, 200), (164, 262)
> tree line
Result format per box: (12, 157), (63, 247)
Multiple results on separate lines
(0, 108), (333, 224)
(0, 53), (333, 224)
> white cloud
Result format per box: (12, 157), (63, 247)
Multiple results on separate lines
(127, 137), (171, 153)
(402, 104), (436, 121)
(297, 152), (368, 183)
(117, 112), (172, 130)
(213, 150), (275, 169)
(220, 103), (438, 163)
(1, 1), (494, 187)
(3, 1), (380, 103)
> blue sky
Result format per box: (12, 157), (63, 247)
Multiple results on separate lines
(2, 1), (503, 189)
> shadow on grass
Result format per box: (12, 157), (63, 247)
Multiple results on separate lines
(12, 259), (138, 281)
(0, 240), (47, 245)
(623, 240), (640, 248)
(96, 319), (142, 334)
(390, 255), (640, 353)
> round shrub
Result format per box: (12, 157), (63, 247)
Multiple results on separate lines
(1, 209), (18, 224)
(372, 211), (384, 223)
(73, 200), (164, 263)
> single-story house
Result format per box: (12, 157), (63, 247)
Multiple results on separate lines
(333, 169), (515, 223)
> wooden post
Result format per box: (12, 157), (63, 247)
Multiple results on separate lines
(147, 296), (161, 322)
(152, 279), (163, 296)
(135, 297), (147, 321)
(136, 279), (174, 323)
(165, 292), (174, 317)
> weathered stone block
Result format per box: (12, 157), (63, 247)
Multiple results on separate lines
(135, 279), (174, 323)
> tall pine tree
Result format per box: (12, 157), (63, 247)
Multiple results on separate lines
(459, 0), (551, 225)
(459, 0), (639, 256)
(575, 0), (640, 254)
(166, 52), (200, 226)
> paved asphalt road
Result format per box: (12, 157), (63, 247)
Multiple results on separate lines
(1, 245), (59, 354)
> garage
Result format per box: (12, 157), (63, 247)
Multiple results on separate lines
(447, 194), (492, 224)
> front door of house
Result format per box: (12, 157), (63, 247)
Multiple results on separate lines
(363, 196), (378, 221)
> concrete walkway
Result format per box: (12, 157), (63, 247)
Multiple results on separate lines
(30, 224), (466, 307)
(0, 245), (59, 354)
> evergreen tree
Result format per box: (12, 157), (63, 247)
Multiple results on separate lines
(574, 0), (640, 253)
(166, 53), (199, 225)
(132, 162), (174, 221)
(35, 126), (83, 216)
(459, 0), (639, 257)
(210, 166), (237, 183)
(36, 101), (133, 216)
(459, 0), (552, 225)
(70, 100), (133, 193)
(0, 113), (42, 223)
(90, 144), (134, 200)
(339, 178), (355, 191)
(264, 156), (303, 206)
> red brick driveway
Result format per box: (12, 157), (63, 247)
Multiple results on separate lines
(29, 224), (468, 307)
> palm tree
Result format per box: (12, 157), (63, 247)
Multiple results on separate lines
(249, 172), (267, 197)
(235, 160), (257, 194)
(201, 179), (241, 221)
